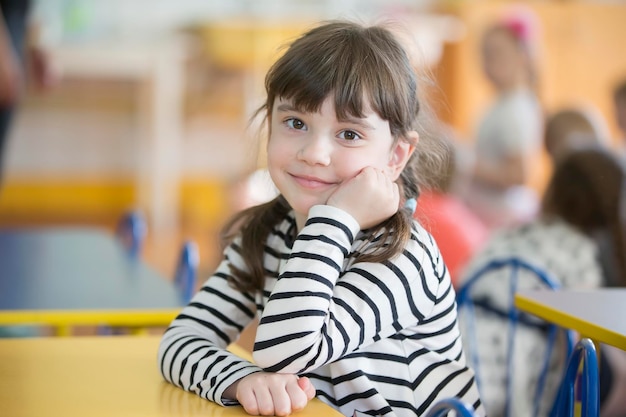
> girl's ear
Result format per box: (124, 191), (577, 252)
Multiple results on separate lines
(388, 131), (418, 180)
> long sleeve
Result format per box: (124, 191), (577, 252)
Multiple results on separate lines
(157, 241), (262, 405)
(253, 205), (445, 374)
(159, 206), (484, 417)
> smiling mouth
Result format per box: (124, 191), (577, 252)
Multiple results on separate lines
(291, 174), (335, 189)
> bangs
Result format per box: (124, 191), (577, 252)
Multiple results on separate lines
(264, 22), (419, 137)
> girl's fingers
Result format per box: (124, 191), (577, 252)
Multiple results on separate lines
(297, 376), (309, 391)
(237, 392), (260, 415)
(285, 382), (309, 412)
(271, 386), (295, 416)
(298, 376), (316, 400)
(237, 373), (314, 416)
(240, 386), (272, 416)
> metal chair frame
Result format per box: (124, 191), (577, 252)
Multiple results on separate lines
(456, 257), (574, 417)
(551, 338), (599, 417)
(425, 398), (478, 417)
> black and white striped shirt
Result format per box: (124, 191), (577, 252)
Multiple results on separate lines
(158, 205), (484, 416)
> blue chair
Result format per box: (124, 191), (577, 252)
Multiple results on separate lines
(174, 240), (199, 303)
(550, 338), (599, 417)
(98, 238), (198, 335)
(425, 398), (478, 417)
(110, 240), (199, 335)
(456, 257), (575, 417)
(116, 210), (147, 258)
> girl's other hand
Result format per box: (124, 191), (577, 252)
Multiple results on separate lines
(229, 372), (315, 416)
(327, 166), (400, 229)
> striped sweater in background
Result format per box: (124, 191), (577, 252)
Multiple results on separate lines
(158, 205), (484, 416)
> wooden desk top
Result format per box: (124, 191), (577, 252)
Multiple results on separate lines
(0, 336), (342, 417)
(514, 288), (626, 350)
(0, 227), (183, 326)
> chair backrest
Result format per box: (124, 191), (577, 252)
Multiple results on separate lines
(116, 210), (147, 258)
(550, 338), (599, 417)
(456, 257), (575, 417)
(174, 240), (199, 303)
(425, 398), (478, 417)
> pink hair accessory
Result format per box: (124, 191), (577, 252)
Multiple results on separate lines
(498, 4), (540, 44)
(503, 17), (531, 43)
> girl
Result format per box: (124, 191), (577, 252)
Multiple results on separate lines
(158, 21), (484, 417)
(459, 11), (543, 229)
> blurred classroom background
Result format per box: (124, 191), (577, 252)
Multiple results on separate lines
(2, 0), (626, 279)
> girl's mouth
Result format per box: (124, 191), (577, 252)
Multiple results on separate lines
(291, 174), (335, 189)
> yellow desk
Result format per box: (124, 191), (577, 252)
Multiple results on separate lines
(0, 335), (342, 417)
(515, 288), (626, 350)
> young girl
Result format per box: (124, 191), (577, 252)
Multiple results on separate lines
(158, 20), (484, 417)
(459, 10), (543, 229)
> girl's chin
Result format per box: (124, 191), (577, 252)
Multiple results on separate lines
(289, 201), (323, 216)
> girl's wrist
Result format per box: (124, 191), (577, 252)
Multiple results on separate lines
(308, 205), (360, 234)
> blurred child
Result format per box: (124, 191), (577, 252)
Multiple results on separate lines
(0, 0), (56, 184)
(460, 9), (543, 230)
(543, 106), (609, 163)
(158, 20), (483, 417)
(458, 145), (626, 417)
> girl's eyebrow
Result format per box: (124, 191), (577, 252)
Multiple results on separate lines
(276, 103), (300, 113)
(340, 115), (375, 131)
(276, 101), (375, 131)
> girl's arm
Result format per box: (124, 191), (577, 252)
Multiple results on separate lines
(0, 12), (22, 106)
(253, 204), (450, 373)
(157, 241), (263, 405)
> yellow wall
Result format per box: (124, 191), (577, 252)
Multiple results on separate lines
(0, 177), (230, 229)
(437, 1), (626, 141)
(433, 0), (626, 193)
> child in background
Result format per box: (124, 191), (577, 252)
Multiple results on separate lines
(458, 145), (626, 417)
(158, 20), (483, 417)
(459, 10), (543, 230)
(543, 106), (609, 163)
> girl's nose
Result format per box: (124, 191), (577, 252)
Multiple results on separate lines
(297, 135), (331, 166)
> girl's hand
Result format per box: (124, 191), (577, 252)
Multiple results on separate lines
(226, 372), (315, 416)
(327, 166), (400, 229)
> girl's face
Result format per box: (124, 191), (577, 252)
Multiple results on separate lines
(267, 95), (412, 228)
(481, 28), (527, 91)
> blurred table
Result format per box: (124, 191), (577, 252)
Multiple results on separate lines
(515, 288), (626, 350)
(49, 36), (189, 235)
(0, 227), (183, 329)
(0, 335), (342, 417)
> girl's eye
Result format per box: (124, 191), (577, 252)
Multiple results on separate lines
(286, 118), (306, 130)
(339, 130), (361, 141)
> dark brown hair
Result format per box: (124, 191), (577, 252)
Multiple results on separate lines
(542, 146), (626, 287)
(221, 20), (442, 292)
(543, 108), (602, 162)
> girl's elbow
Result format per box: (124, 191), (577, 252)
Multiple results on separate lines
(252, 348), (314, 373)
(251, 349), (291, 370)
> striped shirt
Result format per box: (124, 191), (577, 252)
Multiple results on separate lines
(158, 205), (484, 417)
